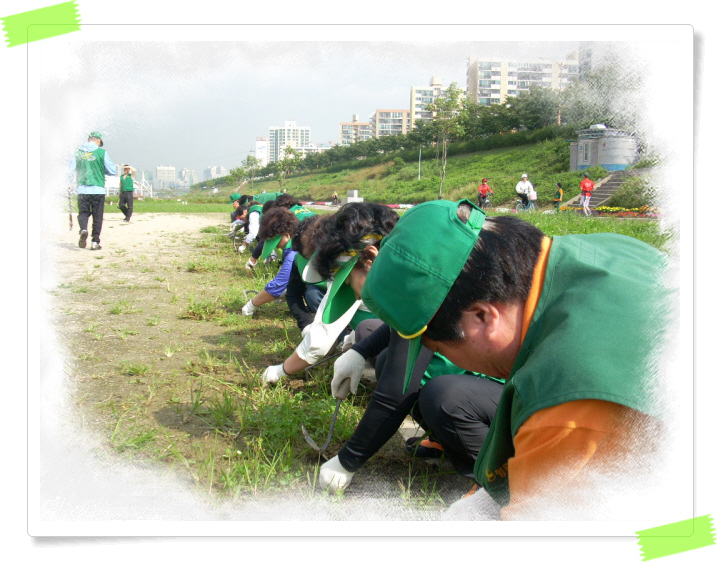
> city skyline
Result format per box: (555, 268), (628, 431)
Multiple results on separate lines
(41, 39), (585, 180)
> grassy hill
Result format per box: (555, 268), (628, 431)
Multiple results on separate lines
(198, 138), (612, 208)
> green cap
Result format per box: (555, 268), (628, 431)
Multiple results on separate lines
(229, 193), (242, 203)
(88, 131), (103, 146)
(260, 236), (290, 260)
(361, 199), (486, 392)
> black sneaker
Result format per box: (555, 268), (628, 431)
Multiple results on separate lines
(78, 230), (88, 248)
(405, 436), (444, 459)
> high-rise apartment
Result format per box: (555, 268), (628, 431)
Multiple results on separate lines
(255, 137), (268, 168)
(410, 77), (450, 129)
(268, 120), (311, 162)
(371, 109), (411, 138)
(466, 54), (579, 106)
(339, 115), (373, 146)
(155, 165), (176, 191)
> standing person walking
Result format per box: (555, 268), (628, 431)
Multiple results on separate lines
(580, 172), (595, 216)
(118, 164), (136, 222)
(553, 182), (564, 210)
(71, 132), (117, 250)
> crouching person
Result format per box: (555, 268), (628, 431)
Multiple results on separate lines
(360, 199), (669, 520)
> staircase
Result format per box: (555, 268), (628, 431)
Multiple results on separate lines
(565, 169), (646, 209)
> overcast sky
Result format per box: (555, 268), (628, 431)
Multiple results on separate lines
(41, 40), (582, 177)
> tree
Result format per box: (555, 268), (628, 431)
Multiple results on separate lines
(241, 154), (260, 190)
(511, 86), (559, 130)
(424, 82), (465, 199)
(276, 146), (301, 189)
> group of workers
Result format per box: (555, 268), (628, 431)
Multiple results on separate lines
(230, 186), (669, 521)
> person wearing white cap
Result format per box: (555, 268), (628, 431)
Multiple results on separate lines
(515, 173), (534, 210)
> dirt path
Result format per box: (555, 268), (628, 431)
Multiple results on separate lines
(43, 210), (470, 522)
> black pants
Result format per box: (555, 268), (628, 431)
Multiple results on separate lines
(338, 328), (503, 478)
(119, 191), (134, 220)
(77, 194), (105, 243)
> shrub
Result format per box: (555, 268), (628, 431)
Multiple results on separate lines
(606, 175), (656, 209)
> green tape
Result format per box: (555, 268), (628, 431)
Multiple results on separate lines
(1, 1), (80, 47)
(636, 515), (715, 560)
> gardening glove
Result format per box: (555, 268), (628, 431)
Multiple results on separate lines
(318, 455), (355, 493)
(340, 330), (356, 352)
(331, 348), (366, 397)
(261, 363), (287, 385)
(238, 244), (247, 253)
(245, 257), (256, 271)
(241, 299), (256, 316)
(296, 288), (362, 365)
(441, 487), (501, 521)
(301, 324), (312, 338)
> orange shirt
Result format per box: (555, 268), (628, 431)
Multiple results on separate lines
(500, 237), (661, 520)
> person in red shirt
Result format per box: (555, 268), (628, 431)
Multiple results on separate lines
(579, 173), (595, 216)
(477, 178), (494, 209)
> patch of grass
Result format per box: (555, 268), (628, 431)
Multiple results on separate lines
(179, 296), (222, 321)
(108, 299), (137, 315)
(146, 316), (160, 326)
(119, 361), (151, 377)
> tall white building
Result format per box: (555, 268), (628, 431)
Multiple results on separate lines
(180, 168), (197, 186)
(203, 166), (228, 181)
(255, 137), (268, 168)
(466, 54), (579, 106)
(410, 77), (456, 130)
(155, 165), (176, 191)
(268, 120), (311, 163)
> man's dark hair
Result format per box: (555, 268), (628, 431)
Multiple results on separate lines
(292, 214), (328, 259)
(314, 202), (399, 279)
(258, 206), (299, 241)
(238, 194), (254, 206)
(275, 194), (302, 208)
(425, 209), (544, 342)
(262, 200), (277, 213)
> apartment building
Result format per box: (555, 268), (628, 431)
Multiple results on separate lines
(203, 166), (228, 181)
(466, 54), (579, 106)
(371, 109), (411, 138)
(339, 115), (374, 146)
(155, 165), (176, 191)
(268, 120), (311, 162)
(254, 137), (269, 168)
(410, 77), (449, 129)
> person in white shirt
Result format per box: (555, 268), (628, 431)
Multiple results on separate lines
(515, 173), (534, 208)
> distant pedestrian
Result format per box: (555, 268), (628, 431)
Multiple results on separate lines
(553, 182), (564, 210)
(70, 131), (117, 250)
(580, 173), (595, 216)
(119, 164), (136, 222)
(515, 173), (535, 209)
(332, 191), (339, 206)
(477, 178), (494, 209)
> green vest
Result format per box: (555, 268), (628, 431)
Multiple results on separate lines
(473, 234), (668, 506)
(422, 352), (504, 385)
(254, 192), (281, 204)
(75, 147), (106, 187)
(294, 254), (328, 290)
(289, 204), (316, 222)
(248, 204), (263, 217)
(120, 174), (134, 192)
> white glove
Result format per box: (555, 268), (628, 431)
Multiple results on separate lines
(331, 349), (366, 397)
(340, 330), (356, 352)
(318, 455), (354, 492)
(242, 299), (256, 316)
(301, 324), (312, 338)
(441, 487), (502, 521)
(296, 280), (363, 365)
(245, 258), (256, 271)
(261, 363), (287, 385)
(238, 244), (247, 253)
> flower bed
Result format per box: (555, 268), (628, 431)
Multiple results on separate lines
(559, 205), (660, 218)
